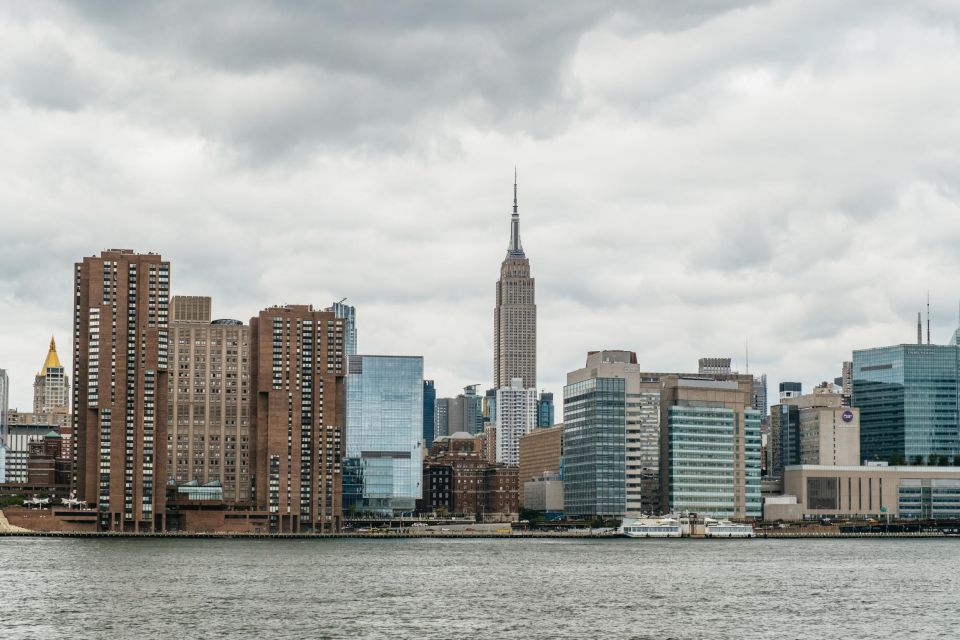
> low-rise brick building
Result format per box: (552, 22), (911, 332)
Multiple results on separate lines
(420, 432), (518, 519)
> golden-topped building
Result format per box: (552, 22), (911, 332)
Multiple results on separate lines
(33, 336), (69, 417)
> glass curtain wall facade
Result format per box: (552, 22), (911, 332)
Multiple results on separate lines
(423, 380), (436, 451)
(665, 405), (762, 518)
(853, 345), (960, 462)
(776, 404), (801, 471)
(537, 391), (554, 427)
(562, 377), (625, 517)
(898, 478), (960, 518)
(344, 355), (423, 516)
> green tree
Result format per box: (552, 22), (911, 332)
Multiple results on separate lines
(889, 453), (906, 466)
(912, 455), (925, 466)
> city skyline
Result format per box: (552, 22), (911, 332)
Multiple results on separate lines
(4, 3), (960, 414)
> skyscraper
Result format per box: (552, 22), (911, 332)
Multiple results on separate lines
(536, 391), (554, 428)
(779, 382), (802, 400)
(168, 296), (251, 503)
(344, 355), (423, 515)
(445, 385), (483, 436)
(853, 344), (960, 463)
(751, 374), (767, 416)
(434, 398), (451, 440)
(329, 301), (357, 359)
(73, 249), (170, 532)
(659, 376), (762, 519)
(33, 336), (69, 418)
(563, 369), (625, 518)
(495, 378), (537, 466)
(249, 305), (346, 532)
(494, 172), (536, 390)
(423, 380), (436, 451)
(483, 387), (497, 427)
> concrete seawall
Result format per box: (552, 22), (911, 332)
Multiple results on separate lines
(0, 529), (953, 540)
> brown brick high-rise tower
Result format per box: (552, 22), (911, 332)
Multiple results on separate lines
(73, 249), (170, 532)
(249, 305), (346, 532)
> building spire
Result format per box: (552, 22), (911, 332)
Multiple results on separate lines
(39, 335), (62, 375)
(507, 167), (524, 257)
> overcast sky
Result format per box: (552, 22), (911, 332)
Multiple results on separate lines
(2, 1), (960, 411)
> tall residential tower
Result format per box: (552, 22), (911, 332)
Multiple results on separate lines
(73, 249), (170, 532)
(494, 172), (536, 390)
(249, 305), (346, 532)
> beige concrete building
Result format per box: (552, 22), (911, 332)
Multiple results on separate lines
(782, 464), (960, 519)
(787, 391), (860, 467)
(168, 296), (251, 503)
(7, 410), (70, 428)
(518, 424), (563, 504)
(523, 476), (564, 512)
(33, 336), (70, 418)
(659, 376), (762, 519)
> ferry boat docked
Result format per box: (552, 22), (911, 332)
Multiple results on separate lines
(621, 517), (683, 538)
(704, 519), (754, 538)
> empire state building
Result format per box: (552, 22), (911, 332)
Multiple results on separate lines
(494, 172), (536, 390)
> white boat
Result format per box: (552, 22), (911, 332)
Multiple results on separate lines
(622, 517), (683, 538)
(704, 520), (754, 538)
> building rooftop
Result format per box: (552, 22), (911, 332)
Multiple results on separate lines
(39, 336), (62, 375)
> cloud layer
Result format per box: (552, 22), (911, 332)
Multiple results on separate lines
(2, 1), (960, 410)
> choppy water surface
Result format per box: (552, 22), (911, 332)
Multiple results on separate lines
(0, 537), (957, 639)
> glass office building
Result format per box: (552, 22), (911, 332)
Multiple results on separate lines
(344, 355), (423, 516)
(773, 403), (801, 470)
(537, 391), (554, 428)
(562, 377), (625, 517)
(853, 344), (960, 462)
(665, 404), (762, 518)
(897, 478), (960, 518)
(423, 380), (436, 451)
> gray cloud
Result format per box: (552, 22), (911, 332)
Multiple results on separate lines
(2, 0), (960, 411)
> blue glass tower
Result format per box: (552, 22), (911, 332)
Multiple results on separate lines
(562, 377), (625, 517)
(344, 355), (423, 516)
(423, 380), (436, 451)
(853, 344), (960, 462)
(537, 391), (554, 428)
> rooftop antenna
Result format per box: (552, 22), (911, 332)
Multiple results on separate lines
(917, 312), (922, 345)
(927, 291), (931, 345)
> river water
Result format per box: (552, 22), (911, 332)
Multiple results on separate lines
(0, 537), (956, 639)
